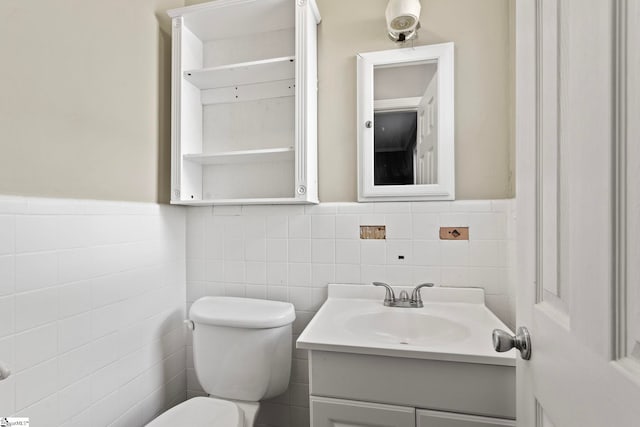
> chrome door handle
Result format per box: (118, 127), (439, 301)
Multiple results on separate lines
(492, 327), (532, 360)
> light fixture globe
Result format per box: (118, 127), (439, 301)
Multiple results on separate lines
(385, 0), (421, 42)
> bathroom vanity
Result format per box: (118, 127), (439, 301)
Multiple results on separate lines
(297, 284), (516, 427)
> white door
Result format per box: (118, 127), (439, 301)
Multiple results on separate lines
(515, 0), (640, 426)
(417, 74), (437, 185)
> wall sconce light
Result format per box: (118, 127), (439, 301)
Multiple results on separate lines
(385, 0), (421, 42)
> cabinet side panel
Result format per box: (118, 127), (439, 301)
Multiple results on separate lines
(295, 0), (319, 202)
(180, 27), (204, 200)
(171, 17), (183, 201)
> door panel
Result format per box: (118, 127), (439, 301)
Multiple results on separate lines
(624, 0), (640, 367)
(516, 0), (640, 426)
(417, 74), (437, 185)
(311, 396), (415, 427)
(416, 409), (515, 427)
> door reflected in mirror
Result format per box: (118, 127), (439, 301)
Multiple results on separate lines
(374, 61), (438, 186)
(358, 43), (454, 201)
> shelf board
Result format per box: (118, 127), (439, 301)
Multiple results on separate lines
(171, 197), (319, 206)
(184, 56), (295, 90)
(183, 147), (294, 165)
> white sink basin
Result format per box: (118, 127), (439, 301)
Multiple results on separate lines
(344, 311), (470, 345)
(297, 284), (516, 366)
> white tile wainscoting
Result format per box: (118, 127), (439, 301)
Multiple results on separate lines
(0, 196), (515, 427)
(0, 196), (187, 426)
(185, 199), (516, 427)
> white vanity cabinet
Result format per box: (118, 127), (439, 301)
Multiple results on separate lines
(167, 0), (320, 205)
(307, 351), (516, 427)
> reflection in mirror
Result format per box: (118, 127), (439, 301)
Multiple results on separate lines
(357, 43), (454, 201)
(374, 61), (438, 186)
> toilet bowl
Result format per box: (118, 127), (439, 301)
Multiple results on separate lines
(146, 297), (296, 427)
(146, 397), (244, 427)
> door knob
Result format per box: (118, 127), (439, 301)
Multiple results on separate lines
(492, 327), (532, 360)
(0, 360), (11, 381)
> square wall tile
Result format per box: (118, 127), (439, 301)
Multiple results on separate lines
(288, 216), (311, 239)
(15, 252), (58, 293)
(311, 216), (335, 239)
(15, 215), (58, 253)
(14, 288), (58, 333)
(412, 214), (439, 240)
(14, 323), (57, 372)
(0, 296), (15, 338)
(335, 240), (360, 264)
(0, 255), (15, 297)
(267, 216), (288, 239)
(360, 240), (385, 265)
(289, 240), (311, 263)
(0, 215), (15, 255)
(335, 215), (359, 239)
(311, 240), (334, 264)
(267, 239), (288, 263)
(385, 214), (412, 239)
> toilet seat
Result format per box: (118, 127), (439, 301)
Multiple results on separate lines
(146, 397), (244, 427)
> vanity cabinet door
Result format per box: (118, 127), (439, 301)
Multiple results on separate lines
(311, 396), (415, 427)
(416, 409), (515, 427)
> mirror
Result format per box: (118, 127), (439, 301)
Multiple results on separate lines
(357, 43), (455, 201)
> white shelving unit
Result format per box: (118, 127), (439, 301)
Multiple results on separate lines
(168, 0), (320, 205)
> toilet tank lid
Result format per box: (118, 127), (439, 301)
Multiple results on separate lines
(190, 296), (296, 328)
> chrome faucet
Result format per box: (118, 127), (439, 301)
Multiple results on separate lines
(372, 282), (434, 308)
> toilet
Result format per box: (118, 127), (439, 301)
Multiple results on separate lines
(147, 296), (296, 427)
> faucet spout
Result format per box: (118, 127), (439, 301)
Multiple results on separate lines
(372, 282), (434, 308)
(410, 283), (435, 307)
(372, 282), (396, 305)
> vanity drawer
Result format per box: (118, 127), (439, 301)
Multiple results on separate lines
(416, 409), (515, 427)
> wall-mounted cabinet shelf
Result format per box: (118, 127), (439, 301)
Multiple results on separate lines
(183, 56), (295, 90)
(183, 147), (294, 165)
(168, 0), (320, 206)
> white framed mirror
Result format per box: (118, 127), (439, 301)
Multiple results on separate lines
(357, 42), (455, 201)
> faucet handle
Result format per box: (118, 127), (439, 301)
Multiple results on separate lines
(372, 282), (396, 304)
(410, 283), (434, 306)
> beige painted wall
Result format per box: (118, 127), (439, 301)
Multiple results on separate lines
(0, 0), (181, 203)
(1, 0), (513, 203)
(317, 0), (514, 201)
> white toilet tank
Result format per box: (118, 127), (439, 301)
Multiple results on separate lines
(189, 297), (296, 402)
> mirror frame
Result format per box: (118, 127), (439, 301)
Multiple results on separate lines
(357, 42), (455, 201)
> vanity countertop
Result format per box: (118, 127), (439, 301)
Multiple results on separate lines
(296, 284), (516, 366)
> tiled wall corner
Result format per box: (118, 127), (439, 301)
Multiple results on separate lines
(0, 196), (187, 426)
(184, 199), (516, 427)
